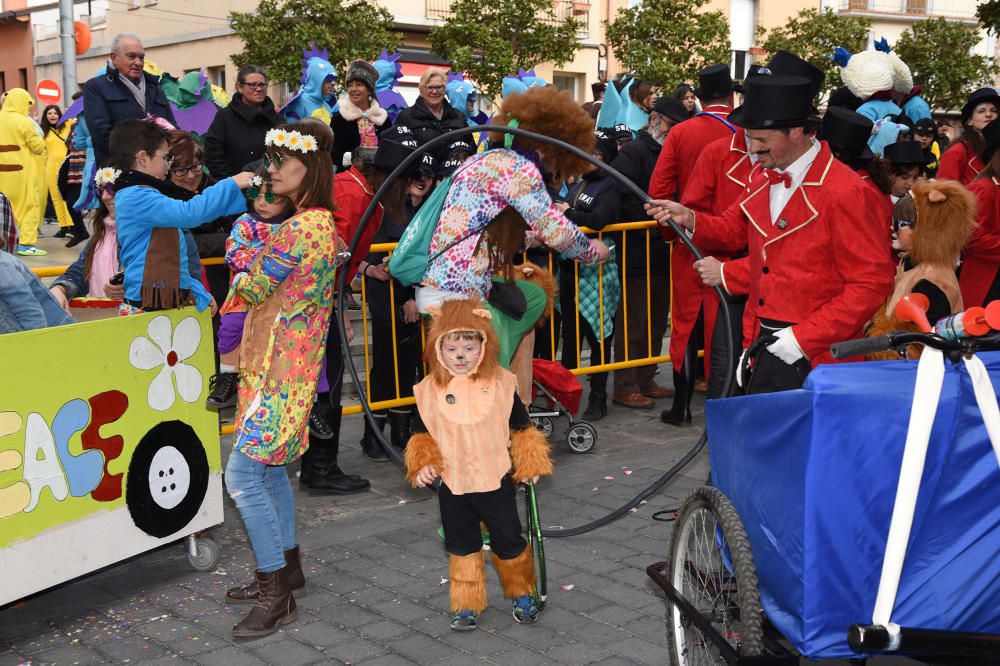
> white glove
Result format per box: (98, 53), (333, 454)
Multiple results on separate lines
(766, 327), (805, 365)
(736, 347), (749, 389)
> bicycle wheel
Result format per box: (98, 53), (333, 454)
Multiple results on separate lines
(666, 486), (763, 665)
(523, 483), (547, 608)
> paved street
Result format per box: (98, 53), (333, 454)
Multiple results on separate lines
(0, 347), (712, 666)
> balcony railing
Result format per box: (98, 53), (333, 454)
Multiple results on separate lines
(838, 0), (976, 19)
(427, 0), (590, 38)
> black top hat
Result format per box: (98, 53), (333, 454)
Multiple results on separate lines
(729, 75), (820, 130)
(962, 87), (1000, 122)
(821, 107), (874, 162)
(981, 118), (1000, 165)
(884, 140), (925, 166)
(734, 64), (770, 94)
(767, 50), (825, 100)
(651, 95), (689, 124)
(694, 64), (735, 101)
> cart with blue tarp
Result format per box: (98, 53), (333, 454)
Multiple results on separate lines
(647, 338), (1000, 664)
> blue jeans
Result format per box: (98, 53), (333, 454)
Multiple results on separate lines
(224, 448), (296, 573)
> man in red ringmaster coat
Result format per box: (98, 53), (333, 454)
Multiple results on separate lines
(960, 118), (1000, 308)
(647, 75), (893, 394)
(648, 63), (736, 422)
(659, 131), (751, 421)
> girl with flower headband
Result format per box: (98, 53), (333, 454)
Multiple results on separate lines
(223, 120), (348, 638)
(108, 118), (254, 315)
(205, 165), (294, 410)
(48, 167), (125, 306)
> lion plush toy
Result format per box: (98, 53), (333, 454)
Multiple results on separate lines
(403, 298), (552, 630)
(866, 179), (976, 359)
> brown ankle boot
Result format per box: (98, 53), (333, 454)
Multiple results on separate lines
(227, 546), (307, 604)
(231, 567), (298, 638)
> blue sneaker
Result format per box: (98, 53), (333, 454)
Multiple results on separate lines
(17, 245), (47, 256)
(512, 595), (539, 624)
(450, 609), (479, 631)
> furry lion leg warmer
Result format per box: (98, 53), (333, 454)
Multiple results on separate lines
(492, 545), (535, 599)
(449, 552), (488, 613)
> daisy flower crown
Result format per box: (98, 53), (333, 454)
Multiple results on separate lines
(95, 167), (121, 191)
(264, 128), (319, 153)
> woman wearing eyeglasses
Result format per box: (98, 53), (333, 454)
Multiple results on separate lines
(168, 130), (239, 308)
(393, 68), (466, 161)
(204, 64), (280, 179)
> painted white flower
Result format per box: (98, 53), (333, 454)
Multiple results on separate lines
(250, 175), (264, 188)
(263, 128), (276, 146)
(129, 316), (203, 412)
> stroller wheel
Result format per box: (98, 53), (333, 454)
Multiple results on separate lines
(565, 422), (597, 453)
(531, 415), (554, 439)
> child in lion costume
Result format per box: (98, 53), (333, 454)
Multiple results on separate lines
(404, 298), (552, 631)
(867, 180), (975, 359)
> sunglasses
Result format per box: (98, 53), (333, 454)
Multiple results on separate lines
(246, 184), (277, 204)
(263, 152), (284, 170)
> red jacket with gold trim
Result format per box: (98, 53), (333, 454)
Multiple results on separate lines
(856, 167), (896, 276)
(649, 104), (735, 202)
(660, 132), (750, 374)
(960, 176), (1000, 307)
(690, 141), (895, 365)
(937, 140), (983, 186)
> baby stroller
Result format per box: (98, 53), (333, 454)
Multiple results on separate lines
(528, 358), (597, 453)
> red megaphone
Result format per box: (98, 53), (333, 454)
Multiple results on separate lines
(895, 293), (932, 332)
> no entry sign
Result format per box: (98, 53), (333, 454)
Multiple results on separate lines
(35, 79), (62, 105)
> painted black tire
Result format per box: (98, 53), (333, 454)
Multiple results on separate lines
(125, 421), (209, 539)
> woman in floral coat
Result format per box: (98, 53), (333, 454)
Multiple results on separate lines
(223, 120), (344, 638)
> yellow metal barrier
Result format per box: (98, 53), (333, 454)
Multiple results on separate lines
(33, 221), (692, 438)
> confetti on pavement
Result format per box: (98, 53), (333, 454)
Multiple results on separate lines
(561, 584), (574, 590)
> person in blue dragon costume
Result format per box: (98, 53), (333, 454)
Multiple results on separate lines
(281, 46), (338, 124)
(446, 73), (488, 127)
(374, 50), (408, 125)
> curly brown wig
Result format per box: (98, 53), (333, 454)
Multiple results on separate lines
(488, 86), (596, 180)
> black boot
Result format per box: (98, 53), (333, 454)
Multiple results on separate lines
(661, 345), (697, 426)
(206, 372), (239, 409)
(388, 409), (412, 450)
(302, 439), (370, 494)
(54, 228), (69, 238)
(361, 415), (390, 461)
(582, 386), (607, 421)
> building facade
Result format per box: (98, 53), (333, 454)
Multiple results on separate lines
(1, 0), (36, 98)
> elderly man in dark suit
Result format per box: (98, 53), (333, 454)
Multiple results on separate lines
(84, 32), (176, 166)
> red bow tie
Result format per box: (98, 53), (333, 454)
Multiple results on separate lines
(763, 169), (792, 188)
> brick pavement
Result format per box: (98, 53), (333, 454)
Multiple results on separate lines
(0, 376), (711, 665)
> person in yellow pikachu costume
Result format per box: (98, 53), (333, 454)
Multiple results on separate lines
(0, 89), (48, 255)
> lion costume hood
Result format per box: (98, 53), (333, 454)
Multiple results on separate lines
(866, 179), (976, 359)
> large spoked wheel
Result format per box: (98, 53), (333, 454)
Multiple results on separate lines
(522, 483), (547, 609)
(667, 486), (763, 665)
